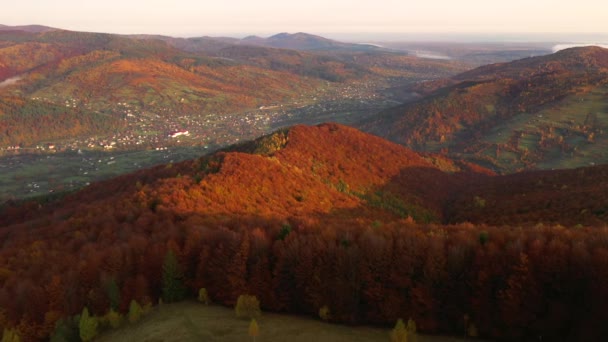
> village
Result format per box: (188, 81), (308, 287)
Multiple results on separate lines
(0, 78), (397, 155)
(0, 79), (401, 201)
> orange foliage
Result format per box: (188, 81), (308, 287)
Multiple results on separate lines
(0, 124), (607, 341)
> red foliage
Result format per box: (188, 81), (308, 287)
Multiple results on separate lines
(0, 124), (607, 341)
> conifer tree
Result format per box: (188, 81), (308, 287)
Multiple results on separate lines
(162, 250), (186, 303)
(106, 278), (121, 311)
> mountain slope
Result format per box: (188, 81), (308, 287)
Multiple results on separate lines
(0, 30), (325, 147)
(363, 46), (608, 172)
(1, 124), (608, 341)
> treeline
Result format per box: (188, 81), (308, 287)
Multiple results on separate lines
(0, 209), (607, 341)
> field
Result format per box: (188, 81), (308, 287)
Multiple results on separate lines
(0, 147), (211, 202)
(97, 302), (476, 342)
(458, 85), (608, 172)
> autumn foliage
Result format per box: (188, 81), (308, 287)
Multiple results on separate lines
(0, 124), (607, 341)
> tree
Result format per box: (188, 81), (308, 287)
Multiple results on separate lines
(1, 328), (20, 342)
(78, 308), (98, 342)
(390, 318), (407, 342)
(128, 300), (143, 323)
(236, 294), (261, 319)
(248, 318), (259, 342)
(319, 305), (331, 322)
(50, 316), (79, 342)
(106, 278), (121, 311)
(162, 250), (186, 303)
(198, 288), (210, 305)
(104, 309), (123, 329)
(406, 318), (417, 342)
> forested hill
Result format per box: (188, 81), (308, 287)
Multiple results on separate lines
(362, 46), (608, 173)
(1, 124), (607, 341)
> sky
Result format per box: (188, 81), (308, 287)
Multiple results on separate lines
(3, 0), (608, 40)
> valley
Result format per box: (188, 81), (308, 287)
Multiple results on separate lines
(0, 78), (406, 202)
(0, 28), (466, 202)
(2, 23), (608, 342)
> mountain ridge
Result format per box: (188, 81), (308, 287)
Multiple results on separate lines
(363, 46), (608, 173)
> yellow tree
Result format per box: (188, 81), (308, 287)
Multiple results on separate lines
(1, 328), (20, 342)
(248, 318), (259, 342)
(390, 318), (407, 342)
(78, 307), (98, 342)
(236, 294), (261, 319)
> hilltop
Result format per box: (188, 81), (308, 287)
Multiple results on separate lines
(1, 124), (608, 341)
(241, 32), (381, 51)
(363, 46), (608, 173)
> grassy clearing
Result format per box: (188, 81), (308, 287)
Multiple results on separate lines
(461, 85), (608, 172)
(0, 147), (210, 202)
(97, 302), (476, 342)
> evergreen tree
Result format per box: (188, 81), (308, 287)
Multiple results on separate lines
(106, 278), (121, 311)
(162, 250), (186, 303)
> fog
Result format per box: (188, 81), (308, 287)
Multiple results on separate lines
(412, 51), (451, 60)
(0, 76), (23, 88)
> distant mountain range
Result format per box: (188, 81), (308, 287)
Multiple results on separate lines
(0, 24), (58, 33)
(132, 31), (383, 53)
(363, 46), (608, 173)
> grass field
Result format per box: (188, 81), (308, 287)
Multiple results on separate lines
(461, 85), (608, 172)
(0, 147), (212, 202)
(97, 302), (477, 342)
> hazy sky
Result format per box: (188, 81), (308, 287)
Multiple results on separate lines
(3, 0), (608, 38)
